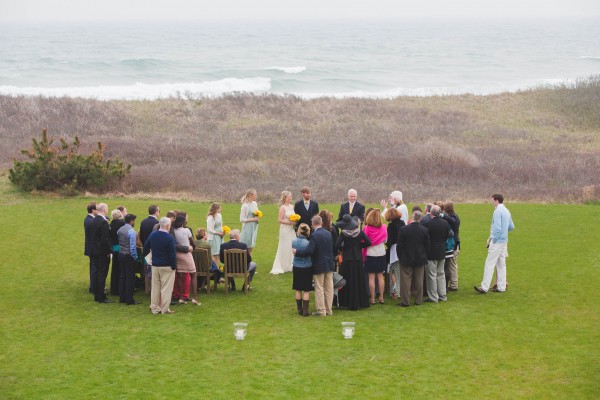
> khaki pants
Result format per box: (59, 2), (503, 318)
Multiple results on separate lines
(400, 264), (425, 306)
(313, 272), (334, 315)
(151, 266), (176, 314)
(445, 253), (459, 290)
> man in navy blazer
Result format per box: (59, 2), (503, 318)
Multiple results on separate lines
(84, 202), (98, 294)
(338, 188), (365, 223)
(219, 229), (257, 291)
(294, 187), (320, 229)
(139, 204), (160, 256)
(294, 215), (334, 316)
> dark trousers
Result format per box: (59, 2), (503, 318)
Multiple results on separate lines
(118, 253), (136, 304)
(89, 256), (97, 294)
(400, 264), (425, 306)
(110, 251), (121, 295)
(93, 254), (110, 302)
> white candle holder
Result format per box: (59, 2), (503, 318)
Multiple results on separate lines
(233, 322), (248, 340)
(341, 322), (355, 339)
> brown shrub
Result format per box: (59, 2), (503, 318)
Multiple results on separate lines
(2, 87), (599, 203)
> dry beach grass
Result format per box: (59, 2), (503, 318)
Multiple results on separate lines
(1, 77), (599, 203)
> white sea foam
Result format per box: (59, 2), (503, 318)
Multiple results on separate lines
(265, 66), (306, 74)
(0, 78), (272, 100)
(579, 56), (600, 60)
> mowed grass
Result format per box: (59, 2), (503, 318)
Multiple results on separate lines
(1, 189), (599, 398)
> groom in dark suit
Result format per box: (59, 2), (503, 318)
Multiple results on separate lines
(294, 187), (319, 229)
(338, 188), (366, 223)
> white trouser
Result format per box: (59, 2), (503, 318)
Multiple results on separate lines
(481, 242), (508, 292)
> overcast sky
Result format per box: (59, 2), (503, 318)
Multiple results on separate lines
(1, 0), (599, 22)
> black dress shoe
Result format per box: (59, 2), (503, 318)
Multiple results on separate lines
(397, 303), (410, 307)
(127, 301), (141, 305)
(424, 298), (436, 303)
(447, 287), (458, 291)
(98, 299), (112, 303)
(474, 286), (487, 294)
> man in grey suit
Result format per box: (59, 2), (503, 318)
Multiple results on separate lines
(423, 205), (450, 303)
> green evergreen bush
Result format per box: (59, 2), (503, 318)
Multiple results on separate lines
(9, 128), (131, 193)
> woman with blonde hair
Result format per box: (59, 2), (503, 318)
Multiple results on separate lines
(270, 191), (295, 274)
(363, 209), (388, 304)
(239, 189), (260, 255)
(292, 223), (313, 316)
(206, 203), (224, 266)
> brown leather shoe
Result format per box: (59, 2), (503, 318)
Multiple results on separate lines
(474, 286), (487, 294)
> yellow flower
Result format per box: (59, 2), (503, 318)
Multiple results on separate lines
(289, 214), (301, 222)
(222, 225), (231, 235)
(219, 265), (224, 272)
(253, 210), (263, 218)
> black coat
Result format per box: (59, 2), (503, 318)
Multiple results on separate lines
(385, 219), (405, 263)
(396, 222), (430, 268)
(139, 216), (158, 254)
(293, 199), (319, 228)
(338, 201), (366, 223)
(90, 215), (111, 256)
(109, 219), (125, 246)
(294, 227), (334, 274)
(443, 212), (460, 249)
(423, 216), (450, 260)
(84, 214), (94, 256)
(336, 230), (371, 261)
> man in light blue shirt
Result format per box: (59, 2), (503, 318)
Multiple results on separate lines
(475, 194), (515, 294)
(117, 214), (140, 305)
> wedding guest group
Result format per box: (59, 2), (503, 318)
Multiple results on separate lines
(82, 189), (514, 317)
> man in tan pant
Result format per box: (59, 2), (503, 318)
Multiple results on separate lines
(293, 215), (334, 316)
(143, 217), (177, 314)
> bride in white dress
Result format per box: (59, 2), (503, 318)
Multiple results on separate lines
(271, 191), (296, 274)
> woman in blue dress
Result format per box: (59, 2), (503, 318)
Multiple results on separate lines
(239, 189), (260, 255)
(206, 203), (224, 266)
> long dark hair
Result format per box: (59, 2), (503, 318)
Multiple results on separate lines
(173, 214), (186, 229)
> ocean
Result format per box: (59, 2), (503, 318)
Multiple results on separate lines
(0, 18), (599, 100)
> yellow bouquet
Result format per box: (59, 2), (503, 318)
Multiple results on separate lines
(289, 214), (301, 222)
(253, 210), (263, 219)
(222, 225), (231, 235)
(219, 265), (224, 272)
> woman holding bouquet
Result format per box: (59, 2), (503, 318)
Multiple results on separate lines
(206, 203), (224, 266)
(270, 191), (296, 274)
(239, 189), (260, 255)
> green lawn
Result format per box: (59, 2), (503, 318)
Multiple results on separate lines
(1, 185), (599, 398)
